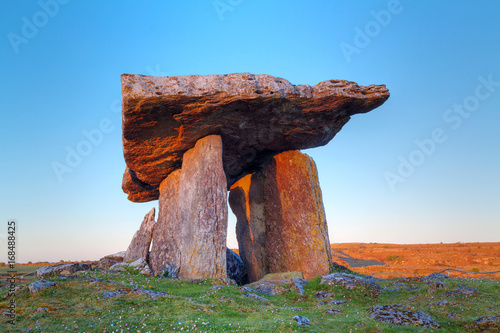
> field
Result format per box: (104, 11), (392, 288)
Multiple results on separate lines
(0, 243), (498, 332)
(330, 242), (500, 280)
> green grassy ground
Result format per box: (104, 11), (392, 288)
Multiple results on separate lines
(0, 268), (498, 332)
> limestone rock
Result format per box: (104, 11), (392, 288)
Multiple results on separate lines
(243, 293), (270, 302)
(423, 272), (448, 280)
(95, 258), (119, 270)
(226, 248), (248, 285)
(320, 273), (381, 297)
(229, 172), (267, 282)
(149, 169), (182, 277)
(291, 277), (309, 295)
(36, 263), (91, 278)
(370, 304), (440, 329)
(293, 315), (311, 326)
(473, 315), (500, 332)
(121, 73), (389, 202)
(230, 150), (332, 281)
(149, 135), (228, 280)
(123, 208), (156, 262)
(29, 280), (56, 294)
(102, 289), (128, 299)
(102, 251), (125, 262)
(427, 280), (448, 293)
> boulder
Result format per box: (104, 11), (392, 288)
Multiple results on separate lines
(229, 150), (332, 281)
(226, 248), (248, 285)
(293, 315), (311, 326)
(95, 258), (119, 270)
(149, 169), (182, 277)
(101, 251), (125, 262)
(29, 280), (56, 294)
(370, 304), (440, 329)
(423, 272), (448, 280)
(123, 208), (156, 262)
(473, 315), (500, 332)
(246, 272), (305, 296)
(149, 135), (228, 280)
(120, 73), (389, 202)
(320, 273), (381, 297)
(36, 263), (91, 278)
(427, 280), (448, 293)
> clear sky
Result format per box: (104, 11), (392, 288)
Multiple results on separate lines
(1, 1), (499, 263)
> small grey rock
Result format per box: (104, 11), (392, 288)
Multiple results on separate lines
(321, 273), (381, 297)
(132, 288), (168, 298)
(428, 280), (448, 293)
(325, 308), (342, 314)
(370, 304), (440, 328)
(423, 272), (448, 280)
(102, 289), (128, 298)
(243, 293), (270, 302)
(291, 277), (308, 295)
(473, 315), (500, 331)
(29, 280), (56, 294)
(293, 315), (311, 326)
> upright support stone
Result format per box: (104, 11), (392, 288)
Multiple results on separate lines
(123, 208), (156, 262)
(149, 170), (182, 276)
(150, 135), (228, 279)
(229, 150), (332, 281)
(178, 135), (228, 280)
(228, 173), (267, 283)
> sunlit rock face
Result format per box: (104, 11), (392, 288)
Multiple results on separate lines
(120, 73), (389, 202)
(229, 150), (332, 282)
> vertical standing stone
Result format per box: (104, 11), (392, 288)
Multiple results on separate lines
(229, 150), (333, 281)
(123, 208), (156, 262)
(149, 170), (182, 276)
(150, 135), (228, 279)
(177, 135), (228, 280)
(229, 173), (267, 282)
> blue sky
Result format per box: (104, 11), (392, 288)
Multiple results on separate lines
(1, 0), (499, 263)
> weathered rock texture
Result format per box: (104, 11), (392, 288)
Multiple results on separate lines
(121, 73), (389, 202)
(36, 263), (91, 278)
(149, 135), (228, 280)
(123, 208), (156, 262)
(229, 150), (332, 281)
(226, 248), (248, 285)
(149, 170), (181, 277)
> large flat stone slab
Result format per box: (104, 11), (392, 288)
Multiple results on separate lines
(121, 73), (389, 202)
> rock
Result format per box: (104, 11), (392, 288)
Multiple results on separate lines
(228, 172), (267, 282)
(473, 315), (500, 332)
(291, 277), (308, 295)
(177, 135), (228, 279)
(102, 251), (125, 262)
(331, 262), (354, 273)
(102, 289), (128, 299)
(315, 290), (334, 299)
(293, 315), (311, 326)
(226, 248), (248, 285)
(29, 280), (56, 293)
(35, 263), (91, 278)
(246, 272), (305, 295)
(149, 169), (182, 277)
(325, 308), (342, 314)
(108, 262), (127, 272)
(229, 150), (333, 281)
(150, 135), (228, 280)
(423, 272), (448, 280)
(445, 284), (479, 296)
(123, 208), (156, 262)
(427, 280), (448, 293)
(95, 258), (119, 270)
(243, 293), (270, 302)
(321, 273), (382, 297)
(120, 73), (389, 202)
(281, 307), (302, 311)
(370, 304), (440, 329)
(34, 307), (49, 313)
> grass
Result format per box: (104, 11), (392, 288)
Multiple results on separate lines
(0, 267), (498, 332)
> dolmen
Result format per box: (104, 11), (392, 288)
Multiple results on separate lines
(120, 73), (389, 282)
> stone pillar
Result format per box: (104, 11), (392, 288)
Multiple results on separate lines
(228, 173), (267, 283)
(150, 135), (228, 280)
(123, 208), (156, 262)
(149, 170), (182, 277)
(229, 150), (332, 281)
